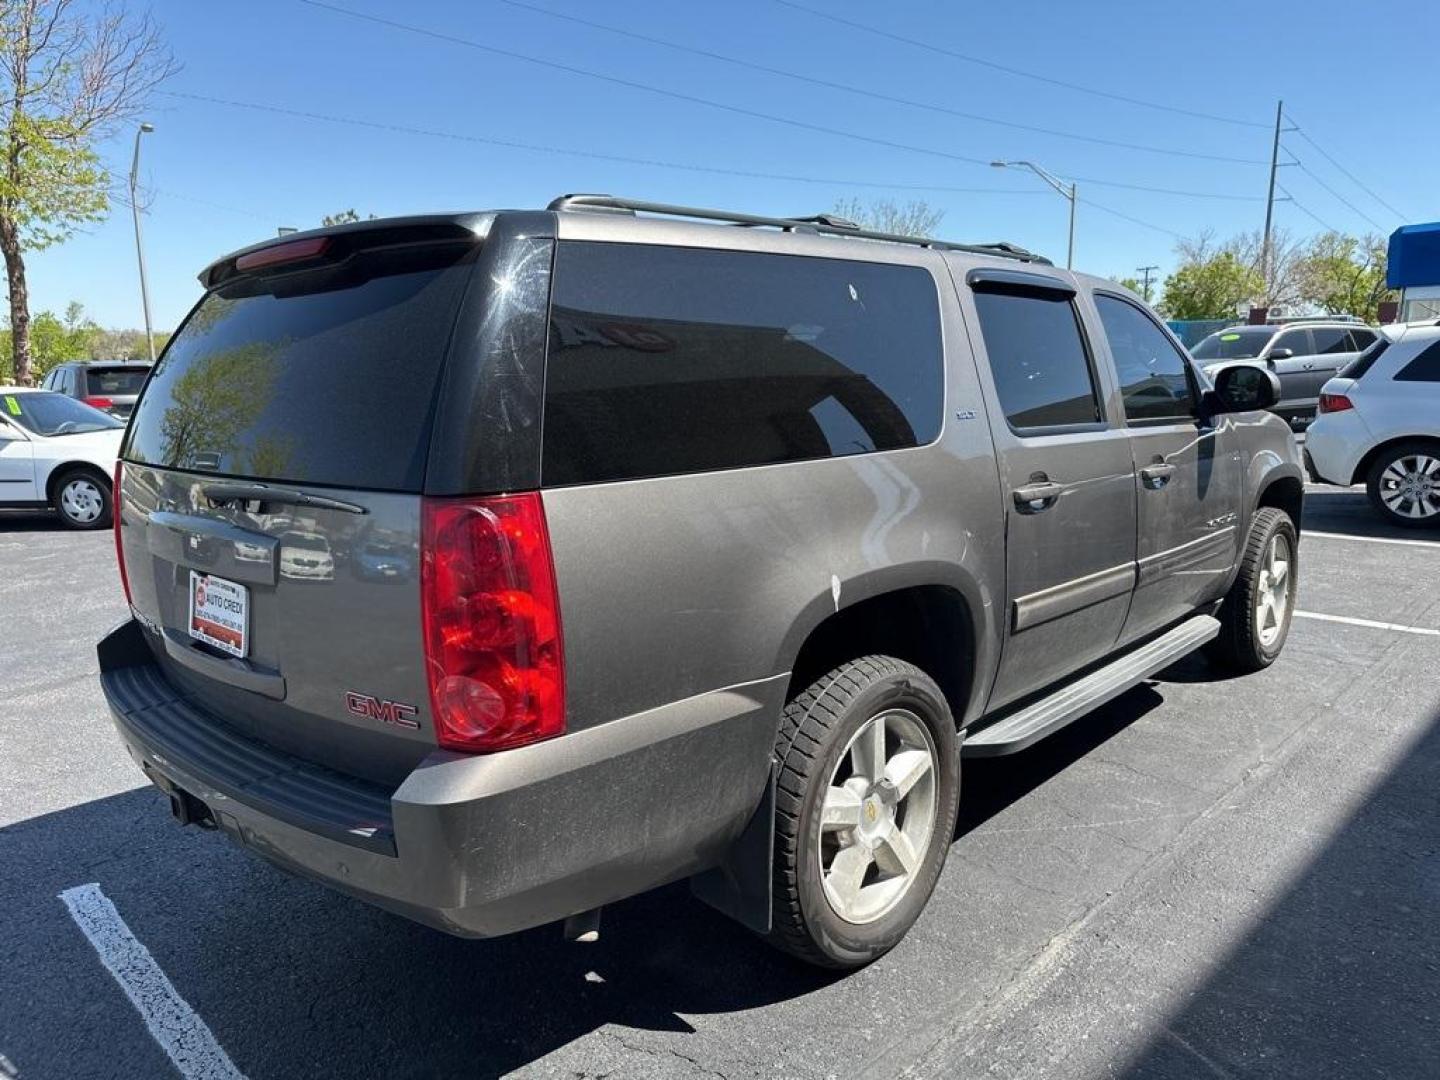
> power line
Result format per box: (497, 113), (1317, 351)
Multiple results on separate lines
(1285, 114), (1408, 221)
(293, 0), (1263, 202)
(1078, 197), (1186, 240)
(1292, 160), (1388, 232)
(497, 0), (1267, 166)
(771, 0), (1268, 130)
(155, 89), (1046, 197)
(1277, 184), (1340, 234)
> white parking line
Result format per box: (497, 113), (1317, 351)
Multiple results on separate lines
(1294, 611), (1440, 637)
(1305, 530), (1440, 550)
(59, 884), (247, 1080)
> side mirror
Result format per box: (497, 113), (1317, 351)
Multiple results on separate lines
(1267, 347), (1293, 361)
(1210, 364), (1280, 414)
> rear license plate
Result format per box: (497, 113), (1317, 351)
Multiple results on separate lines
(188, 570), (248, 658)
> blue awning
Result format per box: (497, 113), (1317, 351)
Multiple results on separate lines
(1388, 222), (1440, 289)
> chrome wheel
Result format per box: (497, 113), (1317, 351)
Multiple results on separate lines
(1378, 453), (1440, 521)
(817, 708), (938, 925)
(59, 477), (104, 525)
(1254, 532), (1292, 648)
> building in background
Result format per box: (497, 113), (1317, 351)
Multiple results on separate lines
(1387, 222), (1440, 322)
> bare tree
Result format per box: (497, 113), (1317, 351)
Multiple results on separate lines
(0, 1), (175, 384)
(831, 198), (944, 238)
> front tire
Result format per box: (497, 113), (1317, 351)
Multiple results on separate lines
(767, 657), (960, 969)
(1207, 507), (1298, 673)
(1366, 441), (1440, 529)
(52, 468), (112, 530)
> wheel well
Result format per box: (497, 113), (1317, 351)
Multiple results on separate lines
(786, 585), (974, 727)
(1350, 436), (1440, 487)
(1256, 474), (1304, 533)
(46, 462), (110, 505)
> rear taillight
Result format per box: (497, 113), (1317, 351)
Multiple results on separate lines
(420, 492), (565, 753)
(113, 460), (132, 607)
(84, 396), (115, 410)
(1318, 393), (1353, 414)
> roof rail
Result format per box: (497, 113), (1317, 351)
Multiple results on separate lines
(547, 194), (1051, 265)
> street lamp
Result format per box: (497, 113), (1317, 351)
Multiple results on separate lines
(129, 122), (156, 363)
(992, 159), (1076, 270)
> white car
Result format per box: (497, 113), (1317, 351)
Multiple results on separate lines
(0, 387), (125, 529)
(1306, 322), (1440, 527)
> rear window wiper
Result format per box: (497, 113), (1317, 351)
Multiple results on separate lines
(202, 482), (368, 515)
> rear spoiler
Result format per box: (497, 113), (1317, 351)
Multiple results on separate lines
(198, 213), (495, 289)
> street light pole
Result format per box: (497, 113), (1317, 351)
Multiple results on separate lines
(129, 122), (156, 363)
(992, 159), (1077, 269)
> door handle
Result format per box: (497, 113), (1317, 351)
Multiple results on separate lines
(1013, 478), (1064, 513)
(1140, 463), (1176, 489)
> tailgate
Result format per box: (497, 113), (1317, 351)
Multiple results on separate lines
(116, 230), (483, 786)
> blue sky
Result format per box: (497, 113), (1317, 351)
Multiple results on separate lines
(33, 0), (1438, 330)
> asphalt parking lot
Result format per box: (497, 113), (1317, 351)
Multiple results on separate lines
(2, 483), (1437, 1080)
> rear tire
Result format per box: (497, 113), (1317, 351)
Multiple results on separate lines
(767, 656), (960, 969)
(52, 468), (112, 530)
(1207, 507), (1297, 673)
(1365, 441), (1440, 529)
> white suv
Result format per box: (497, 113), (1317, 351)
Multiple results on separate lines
(1306, 322), (1440, 527)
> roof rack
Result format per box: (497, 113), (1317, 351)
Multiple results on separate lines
(547, 194), (1051, 266)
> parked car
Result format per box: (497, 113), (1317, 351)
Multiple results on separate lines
(1191, 319), (1377, 428)
(97, 196), (1304, 969)
(0, 387), (124, 528)
(1306, 321), (1440, 527)
(41, 360), (152, 419)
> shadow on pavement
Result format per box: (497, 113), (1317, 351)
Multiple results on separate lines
(1119, 710), (1440, 1079)
(0, 509), (67, 532)
(1303, 485), (1439, 545)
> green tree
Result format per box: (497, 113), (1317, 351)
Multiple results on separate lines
(1298, 232), (1394, 322)
(831, 198), (944, 238)
(0, 2), (175, 385)
(321, 208), (375, 226)
(1158, 252), (1262, 320)
(1112, 275), (1144, 294)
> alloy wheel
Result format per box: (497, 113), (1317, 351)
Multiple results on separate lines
(1378, 454), (1440, 521)
(817, 708), (938, 925)
(1253, 532), (1292, 648)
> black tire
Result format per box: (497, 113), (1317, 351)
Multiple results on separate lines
(1206, 507), (1298, 673)
(51, 467), (113, 530)
(767, 656), (960, 969)
(1365, 440), (1440, 529)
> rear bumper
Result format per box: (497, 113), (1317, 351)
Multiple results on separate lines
(98, 619), (782, 938)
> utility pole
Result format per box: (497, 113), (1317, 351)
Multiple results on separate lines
(1135, 264), (1159, 304)
(1261, 99), (1284, 308)
(128, 122), (156, 363)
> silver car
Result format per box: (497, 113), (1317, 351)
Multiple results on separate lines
(99, 195), (1304, 968)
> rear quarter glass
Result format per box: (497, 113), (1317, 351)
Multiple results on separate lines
(124, 241), (480, 492)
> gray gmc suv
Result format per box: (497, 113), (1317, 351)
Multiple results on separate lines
(99, 195), (1303, 968)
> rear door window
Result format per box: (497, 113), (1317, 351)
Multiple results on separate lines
(542, 242), (944, 485)
(1095, 294), (1196, 422)
(1395, 341), (1440, 382)
(1311, 327), (1355, 354)
(972, 287), (1101, 430)
(1272, 328), (1313, 355)
(125, 242), (478, 491)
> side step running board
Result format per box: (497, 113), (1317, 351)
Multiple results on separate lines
(963, 615), (1220, 758)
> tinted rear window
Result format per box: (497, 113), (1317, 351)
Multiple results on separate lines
(972, 288), (1101, 429)
(87, 367), (149, 395)
(125, 243), (476, 491)
(1395, 340), (1440, 382)
(542, 242), (944, 486)
(1339, 338), (1390, 380)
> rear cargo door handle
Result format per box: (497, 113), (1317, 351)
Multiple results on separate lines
(1012, 478), (1064, 513)
(1140, 463), (1176, 489)
(161, 628), (287, 700)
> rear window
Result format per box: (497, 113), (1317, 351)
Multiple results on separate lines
(3, 391), (123, 436)
(542, 242), (944, 486)
(86, 367), (149, 395)
(125, 243), (477, 491)
(1339, 338), (1390, 381)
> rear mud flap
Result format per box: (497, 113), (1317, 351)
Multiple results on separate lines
(689, 760), (777, 934)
